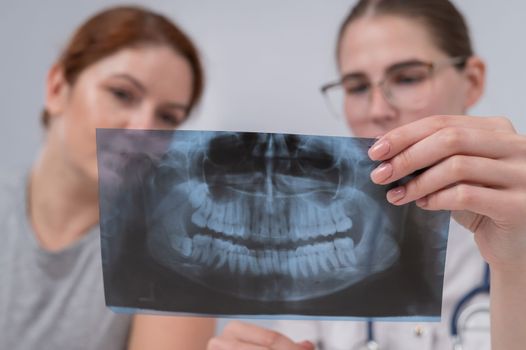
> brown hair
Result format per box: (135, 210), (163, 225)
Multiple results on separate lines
(336, 0), (473, 64)
(42, 5), (204, 127)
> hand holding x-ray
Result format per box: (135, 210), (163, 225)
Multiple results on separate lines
(367, 115), (526, 272)
(367, 115), (526, 350)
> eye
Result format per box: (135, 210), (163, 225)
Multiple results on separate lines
(391, 68), (429, 86)
(343, 79), (369, 96)
(158, 113), (179, 126)
(108, 87), (136, 104)
(156, 109), (187, 128)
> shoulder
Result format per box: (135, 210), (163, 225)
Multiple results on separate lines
(0, 167), (28, 216)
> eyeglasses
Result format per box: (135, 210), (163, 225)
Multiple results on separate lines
(320, 56), (468, 118)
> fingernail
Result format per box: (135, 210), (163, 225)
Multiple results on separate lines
(371, 162), (393, 183)
(387, 186), (406, 203)
(369, 139), (390, 160)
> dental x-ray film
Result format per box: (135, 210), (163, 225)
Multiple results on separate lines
(97, 129), (450, 320)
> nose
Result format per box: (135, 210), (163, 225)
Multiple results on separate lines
(367, 85), (398, 127)
(124, 106), (158, 130)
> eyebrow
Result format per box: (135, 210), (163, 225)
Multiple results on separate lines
(112, 73), (146, 93)
(163, 102), (190, 112)
(341, 59), (429, 81)
(110, 73), (190, 111)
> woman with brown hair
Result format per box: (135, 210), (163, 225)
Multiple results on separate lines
(208, 1), (526, 349)
(0, 5), (214, 350)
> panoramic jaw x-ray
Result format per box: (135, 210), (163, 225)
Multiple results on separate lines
(97, 129), (450, 319)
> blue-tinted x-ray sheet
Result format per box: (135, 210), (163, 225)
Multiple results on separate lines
(96, 129), (450, 321)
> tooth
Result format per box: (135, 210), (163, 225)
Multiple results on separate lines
(263, 250), (275, 274)
(270, 212), (281, 239)
(248, 251), (260, 275)
(337, 217), (353, 232)
(224, 201), (233, 225)
(233, 201), (245, 237)
(243, 202), (254, 237)
(191, 198), (212, 228)
(191, 245), (202, 261)
(291, 223), (302, 242)
(208, 202), (226, 233)
(237, 254), (249, 274)
(169, 234), (192, 257)
(289, 200), (304, 240)
(316, 249), (331, 272)
(318, 208), (336, 236)
(211, 239), (228, 268)
(250, 203), (258, 236)
(345, 250), (357, 266)
(237, 246), (249, 274)
(279, 250), (289, 275)
(288, 201), (298, 241)
(260, 211), (270, 237)
(297, 202), (309, 237)
(224, 224), (235, 236)
(199, 245), (212, 264)
(297, 253), (310, 278)
(244, 198), (252, 236)
(222, 202), (235, 236)
(331, 204), (353, 232)
(191, 234), (211, 261)
(189, 183), (208, 208)
(270, 249), (280, 274)
(262, 251), (273, 275)
(334, 238), (356, 266)
(335, 237), (354, 249)
(257, 250), (268, 275)
(288, 251), (299, 279)
(320, 242), (339, 269)
(304, 245), (320, 275)
(206, 239), (219, 266)
(228, 250), (238, 273)
(323, 242), (341, 270)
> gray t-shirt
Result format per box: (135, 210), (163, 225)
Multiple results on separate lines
(0, 170), (132, 350)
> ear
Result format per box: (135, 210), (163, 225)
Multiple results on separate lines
(44, 64), (70, 119)
(462, 56), (486, 108)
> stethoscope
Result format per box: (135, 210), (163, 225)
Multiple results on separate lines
(318, 264), (490, 350)
(363, 263), (490, 350)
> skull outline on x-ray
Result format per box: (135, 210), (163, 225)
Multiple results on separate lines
(144, 131), (404, 301)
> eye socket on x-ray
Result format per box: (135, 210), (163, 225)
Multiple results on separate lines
(206, 133), (255, 166)
(297, 139), (337, 172)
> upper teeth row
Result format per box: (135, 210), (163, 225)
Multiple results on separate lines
(189, 183), (352, 241)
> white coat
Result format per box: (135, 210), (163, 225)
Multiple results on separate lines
(274, 220), (490, 350)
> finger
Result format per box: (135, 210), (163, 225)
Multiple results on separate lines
(208, 337), (268, 350)
(415, 184), (517, 223)
(223, 321), (304, 349)
(369, 115), (515, 161)
(297, 341), (316, 349)
(370, 128), (524, 185)
(386, 156), (524, 205)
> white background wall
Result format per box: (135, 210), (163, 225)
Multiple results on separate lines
(2, 0), (526, 169)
